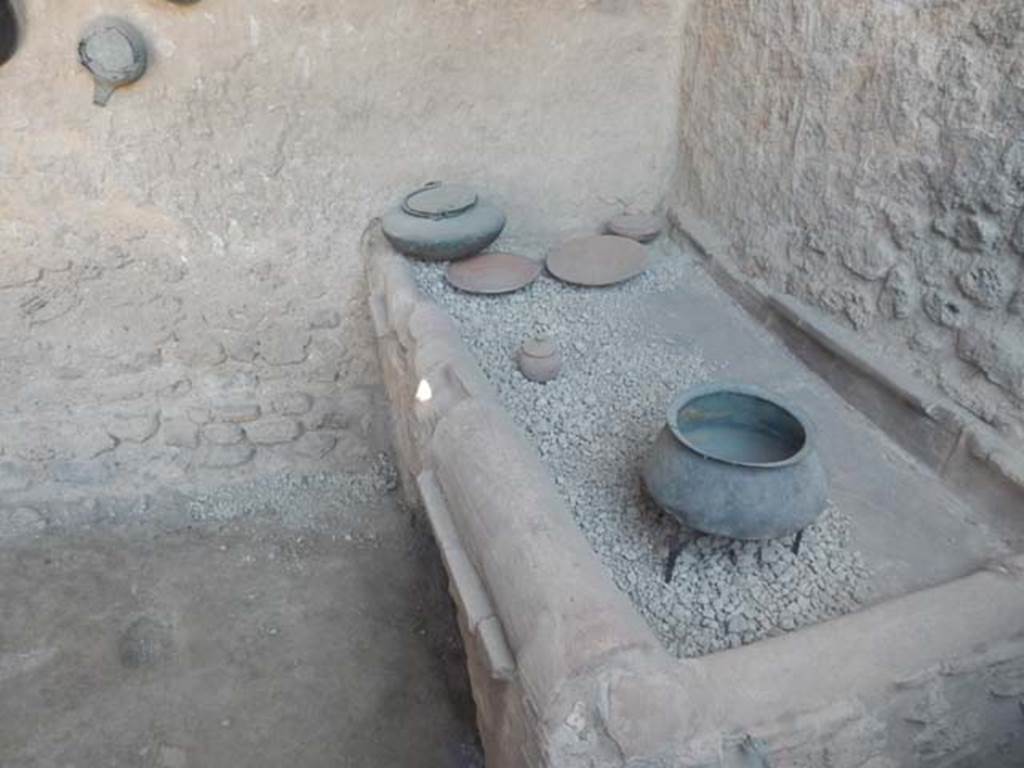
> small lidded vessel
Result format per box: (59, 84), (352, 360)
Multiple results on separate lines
(517, 335), (562, 383)
(382, 182), (506, 261)
(642, 383), (827, 540)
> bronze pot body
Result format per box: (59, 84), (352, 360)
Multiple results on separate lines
(643, 383), (828, 540)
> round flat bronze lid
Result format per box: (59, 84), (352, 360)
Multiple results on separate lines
(607, 213), (663, 243)
(546, 235), (649, 287)
(403, 183), (478, 219)
(445, 252), (542, 294)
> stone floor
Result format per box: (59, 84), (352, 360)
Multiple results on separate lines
(0, 474), (482, 768)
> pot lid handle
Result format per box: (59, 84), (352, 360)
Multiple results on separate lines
(402, 181), (479, 220)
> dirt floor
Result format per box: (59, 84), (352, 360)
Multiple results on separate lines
(0, 471), (482, 768)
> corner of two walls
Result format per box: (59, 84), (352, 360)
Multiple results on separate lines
(668, 0), (1024, 443)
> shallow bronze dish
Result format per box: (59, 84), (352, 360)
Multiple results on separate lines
(445, 251), (542, 294)
(546, 235), (649, 287)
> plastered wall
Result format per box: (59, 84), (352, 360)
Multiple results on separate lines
(9, 0), (1019, 503)
(0, 0), (682, 502)
(672, 0), (1024, 441)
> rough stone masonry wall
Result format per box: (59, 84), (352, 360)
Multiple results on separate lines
(672, 0), (1024, 442)
(0, 0), (682, 503)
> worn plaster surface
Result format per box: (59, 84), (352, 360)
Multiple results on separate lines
(673, 0), (1024, 442)
(0, 0), (682, 504)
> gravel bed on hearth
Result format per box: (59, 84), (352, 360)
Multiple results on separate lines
(411, 242), (871, 657)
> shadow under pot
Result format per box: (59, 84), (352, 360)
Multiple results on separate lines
(642, 383), (828, 540)
(382, 182), (506, 261)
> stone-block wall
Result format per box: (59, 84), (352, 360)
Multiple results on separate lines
(672, 0), (1024, 440)
(0, 0), (682, 501)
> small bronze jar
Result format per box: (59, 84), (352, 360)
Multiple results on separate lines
(517, 336), (562, 383)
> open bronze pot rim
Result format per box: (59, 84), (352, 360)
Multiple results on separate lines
(665, 382), (816, 470)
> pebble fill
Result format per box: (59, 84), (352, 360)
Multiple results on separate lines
(413, 244), (872, 657)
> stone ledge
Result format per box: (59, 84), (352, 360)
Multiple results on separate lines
(365, 220), (668, 765)
(418, 469), (516, 681)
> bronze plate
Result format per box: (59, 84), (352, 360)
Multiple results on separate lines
(445, 251), (542, 294)
(546, 235), (649, 287)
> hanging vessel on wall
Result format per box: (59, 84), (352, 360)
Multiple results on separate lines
(78, 18), (148, 106)
(382, 182), (506, 261)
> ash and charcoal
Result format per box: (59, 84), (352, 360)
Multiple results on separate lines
(412, 244), (871, 657)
